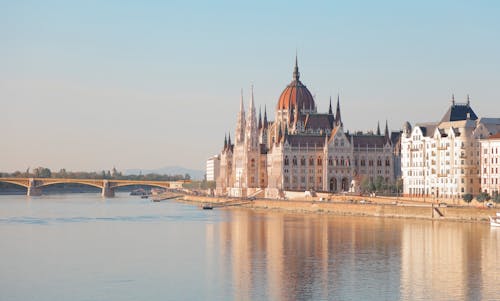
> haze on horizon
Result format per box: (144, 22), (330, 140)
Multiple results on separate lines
(2, 1), (499, 172)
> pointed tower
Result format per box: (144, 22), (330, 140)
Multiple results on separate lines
(328, 96), (333, 115)
(235, 89), (246, 145)
(384, 120), (391, 144)
(335, 94), (343, 127)
(263, 105), (268, 128)
(245, 85), (259, 151)
(228, 133), (231, 147)
(224, 134), (228, 150)
(258, 107), (262, 129)
(376, 121), (381, 136)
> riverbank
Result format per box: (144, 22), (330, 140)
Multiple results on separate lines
(182, 195), (496, 223)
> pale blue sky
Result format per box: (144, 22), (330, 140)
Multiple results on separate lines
(1, 0), (499, 172)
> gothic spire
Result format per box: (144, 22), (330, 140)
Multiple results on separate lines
(258, 106), (262, 129)
(467, 94), (470, 106)
(384, 120), (391, 144)
(228, 132), (231, 146)
(376, 121), (381, 136)
(328, 96), (333, 115)
(263, 105), (268, 128)
(451, 93), (455, 106)
(235, 89), (246, 145)
(224, 133), (227, 149)
(245, 84), (258, 150)
(335, 94), (343, 127)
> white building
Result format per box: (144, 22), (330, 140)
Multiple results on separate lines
(480, 133), (500, 195)
(206, 155), (220, 182)
(401, 97), (500, 199)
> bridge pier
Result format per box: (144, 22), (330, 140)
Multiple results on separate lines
(101, 180), (115, 198)
(27, 178), (42, 196)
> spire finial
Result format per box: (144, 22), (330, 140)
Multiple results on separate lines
(452, 93), (455, 105)
(376, 121), (381, 136)
(467, 94), (470, 106)
(293, 53), (300, 81)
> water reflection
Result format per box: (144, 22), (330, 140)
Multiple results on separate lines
(213, 209), (499, 301)
(1, 195), (498, 301)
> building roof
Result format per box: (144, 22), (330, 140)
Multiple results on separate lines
(414, 122), (438, 137)
(286, 134), (326, 148)
(487, 133), (500, 140)
(304, 114), (334, 131)
(349, 134), (387, 148)
(276, 58), (315, 112)
(440, 103), (478, 122)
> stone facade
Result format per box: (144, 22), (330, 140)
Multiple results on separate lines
(480, 133), (500, 195)
(215, 59), (399, 198)
(401, 97), (500, 199)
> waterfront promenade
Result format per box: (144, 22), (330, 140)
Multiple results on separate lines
(182, 194), (496, 223)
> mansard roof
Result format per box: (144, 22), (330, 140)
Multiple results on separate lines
(440, 103), (478, 122)
(414, 122), (438, 137)
(390, 131), (402, 145)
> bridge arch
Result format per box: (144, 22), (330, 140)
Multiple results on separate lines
(110, 183), (172, 190)
(0, 179), (30, 188)
(37, 181), (103, 189)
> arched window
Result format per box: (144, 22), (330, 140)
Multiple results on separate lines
(340, 157), (345, 166)
(293, 156), (298, 166)
(328, 156), (333, 166)
(301, 157), (306, 166)
(317, 157), (322, 165)
(251, 159), (255, 168)
(335, 157), (339, 166)
(309, 157), (315, 166)
(284, 156), (289, 166)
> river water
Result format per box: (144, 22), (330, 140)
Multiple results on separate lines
(0, 193), (498, 301)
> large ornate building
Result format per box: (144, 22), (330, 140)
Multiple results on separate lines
(401, 97), (500, 199)
(215, 59), (399, 198)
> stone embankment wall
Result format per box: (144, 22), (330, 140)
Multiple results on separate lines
(182, 195), (495, 223)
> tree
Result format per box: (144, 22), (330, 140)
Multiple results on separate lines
(476, 192), (490, 203)
(374, 176), (385, 192)
(492, 192), (500, 205)
(462, 194), (473, 206)
(33, 167), (51, 178)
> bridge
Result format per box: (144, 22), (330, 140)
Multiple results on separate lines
(0, 177), (188, 197)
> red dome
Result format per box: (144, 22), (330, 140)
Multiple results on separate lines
(276, 59), (315, 111)
(277, 80), (315, 111)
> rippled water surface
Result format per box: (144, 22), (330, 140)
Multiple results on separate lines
(0, 194), (499, 301)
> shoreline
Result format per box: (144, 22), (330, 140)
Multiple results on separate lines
(181, 195), (497, 224)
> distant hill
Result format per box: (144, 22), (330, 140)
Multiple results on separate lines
(124, 166), (204, 180)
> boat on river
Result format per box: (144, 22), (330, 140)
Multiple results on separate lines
(201, 203), (213, 210)
(489, 213), (500, 227)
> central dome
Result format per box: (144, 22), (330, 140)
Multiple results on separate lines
(277, 59), (315, 111)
